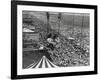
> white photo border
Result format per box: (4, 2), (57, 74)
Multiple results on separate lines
(17, 5), (95, 75)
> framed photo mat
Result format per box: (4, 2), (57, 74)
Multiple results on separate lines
(11, 0), (98, 79)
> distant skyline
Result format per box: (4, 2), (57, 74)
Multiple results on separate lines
(23, 11), (90, 28)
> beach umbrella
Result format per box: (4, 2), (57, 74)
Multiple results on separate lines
(26, 56), (58, 69)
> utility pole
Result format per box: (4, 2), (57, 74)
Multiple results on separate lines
(82, 15), (84, 28)
(72, 14), (75, 36)
(81, 14), (84, 47)
(46, 12), (50, 33)
(58, 13), (61, 33)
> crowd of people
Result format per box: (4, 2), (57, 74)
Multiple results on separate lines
(37, 31), (90, 67)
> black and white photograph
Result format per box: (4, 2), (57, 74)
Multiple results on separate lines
(11, 1), (97, 79)
(22, 11), (90, 69)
